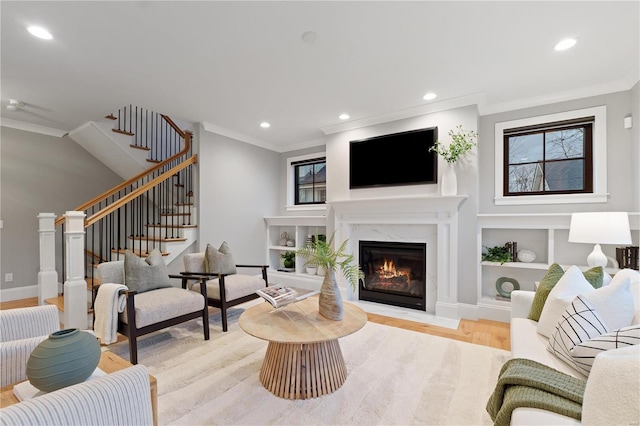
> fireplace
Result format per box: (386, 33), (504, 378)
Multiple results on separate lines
(359, 241), (427, 311)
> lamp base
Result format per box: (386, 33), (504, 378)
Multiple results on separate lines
(586, 243), (607, 268)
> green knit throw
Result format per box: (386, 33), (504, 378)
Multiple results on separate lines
(486, 358), (586, 426)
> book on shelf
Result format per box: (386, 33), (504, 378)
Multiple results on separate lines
(256, 285), (319, 308)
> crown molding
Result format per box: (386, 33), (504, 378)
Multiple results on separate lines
(0, 118), (67, 138)
(320, 93), (484, 136)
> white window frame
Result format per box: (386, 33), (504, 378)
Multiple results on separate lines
(286, 152), (327, 212)
(494, 106), (608, 205)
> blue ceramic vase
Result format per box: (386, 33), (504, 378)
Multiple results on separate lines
(26, 328), (101, 392)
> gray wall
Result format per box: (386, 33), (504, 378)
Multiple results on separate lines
(0, 126), (122, 292)
(632, 82), (640, 217)
(198, 125), (280, 264)
(478, 90), (636, 214)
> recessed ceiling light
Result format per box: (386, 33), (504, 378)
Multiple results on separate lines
(260, 122), (270, 128)
(301, 31), (317, 45)
(422, 92), (437, 101)
(554, 38), (576, 51)
(27, 25), (53, 40)
(339, 114), (350, 120)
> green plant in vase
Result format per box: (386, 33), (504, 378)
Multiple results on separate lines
(296, 233), (364, 320)
(281, 251), (295, 269)
(482, 245), (512, 264)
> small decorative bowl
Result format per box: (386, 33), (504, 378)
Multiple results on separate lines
(517, 249), (536, 263)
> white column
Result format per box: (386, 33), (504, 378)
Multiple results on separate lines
(63, 211), (87, 330)
(38, 213), (58, 306)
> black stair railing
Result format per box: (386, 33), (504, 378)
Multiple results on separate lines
(54, 110), (195, 308)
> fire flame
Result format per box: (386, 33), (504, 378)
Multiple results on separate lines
(379, 259), (406, 279)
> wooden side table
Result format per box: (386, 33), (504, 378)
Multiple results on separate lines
(0, 351), (158, 426)
(239, 296), (367, 399)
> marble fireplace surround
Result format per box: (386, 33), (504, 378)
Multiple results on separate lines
(329, 195), (467, 321)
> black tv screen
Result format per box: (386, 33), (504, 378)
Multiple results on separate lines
(349, 127), (438, 189)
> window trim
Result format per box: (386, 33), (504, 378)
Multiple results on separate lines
(494, 106), (608, 205)
(286, 152), (327, 212)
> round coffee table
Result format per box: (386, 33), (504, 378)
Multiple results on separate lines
(239, 296), (367, 399)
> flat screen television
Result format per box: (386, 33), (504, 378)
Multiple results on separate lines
(349, 127), (438, 189)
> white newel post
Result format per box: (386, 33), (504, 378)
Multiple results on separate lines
(63, 211), (87, 330)
(38, 213), (58, 306)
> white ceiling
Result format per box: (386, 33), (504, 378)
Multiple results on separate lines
(1, 1), (638, 152)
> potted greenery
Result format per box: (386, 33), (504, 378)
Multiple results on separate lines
(280, 251), (295, 269)
(296, 233), (364, 320)
(429, 125), (478, 195)
(481, 245), (512, 265)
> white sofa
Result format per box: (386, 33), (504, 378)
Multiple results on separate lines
(509, 269), (640, 425)
(0, 364), (153, 425)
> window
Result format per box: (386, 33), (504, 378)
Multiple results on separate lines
(293, 158), (326, 205)
(286, 152), (327, 211)
(504, 118), (593, 196)
(494, 106), (607, 205)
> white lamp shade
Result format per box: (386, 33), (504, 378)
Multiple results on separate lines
(569, 212), (632, 245)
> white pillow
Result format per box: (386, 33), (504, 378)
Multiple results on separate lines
(547, 295), (610, 369)
(537, 265), (595, 338)
(570, 324), (640, 376)
(581, 275), (634, 330)
(611, 269), (640, 323)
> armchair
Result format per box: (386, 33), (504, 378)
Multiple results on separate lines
(182, 247), (269, 332)
(0, 305), (60, 387)
(96, 253), (209, 365)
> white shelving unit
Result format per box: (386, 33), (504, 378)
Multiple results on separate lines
(264, 216), (327, 287)
(477, 213), (639, 322)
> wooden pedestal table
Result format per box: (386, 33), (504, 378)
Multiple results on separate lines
(239, 296), (367, 400)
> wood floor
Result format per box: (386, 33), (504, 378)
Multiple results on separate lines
(0, 297), (511, 351)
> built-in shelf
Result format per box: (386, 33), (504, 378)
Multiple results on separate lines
(264, 216), (327, 284)
(477, 213), (639, 322)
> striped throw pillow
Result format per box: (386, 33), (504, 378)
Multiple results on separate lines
(570, 324), (640, 375)
(547, 295), (610, 370)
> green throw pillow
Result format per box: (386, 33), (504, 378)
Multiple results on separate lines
(528, 263), (565, 321)
(204, 242), (237, 275)
(582, 266), (604, 289)
(124, 250), (172, 293)
(528, 264), (605, 321)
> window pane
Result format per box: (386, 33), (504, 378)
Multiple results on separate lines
(508, 163), (544, 192)
(545, 159), (584, 191)
(508, 134), (543, 164)
(294, 159), (326, 204)
(545, 129), (584, 160)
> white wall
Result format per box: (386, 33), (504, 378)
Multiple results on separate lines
(324, 105), (480, 305)
(0, 126), (122, 294)
(198, 125), (280, 264)
(478, 90), (636, 214)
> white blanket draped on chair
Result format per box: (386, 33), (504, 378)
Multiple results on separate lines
(94, 283), (127, 345)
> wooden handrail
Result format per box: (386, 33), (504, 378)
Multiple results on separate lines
(55, 127), (192, 227)
(85, 155), (197, 227)
(161, 114), (186, 139)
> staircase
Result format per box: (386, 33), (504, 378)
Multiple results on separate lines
(42, 106), (198, 328)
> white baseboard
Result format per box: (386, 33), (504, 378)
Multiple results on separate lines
(0, 285), (38, 302)
(457, 303), (479, 321)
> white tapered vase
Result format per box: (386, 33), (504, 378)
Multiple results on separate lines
(441, 163), (457, 196)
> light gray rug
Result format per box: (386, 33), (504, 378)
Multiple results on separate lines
(108, 305), (510, 425)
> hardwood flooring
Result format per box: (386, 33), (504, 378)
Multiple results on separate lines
(0, 297), (511, 351)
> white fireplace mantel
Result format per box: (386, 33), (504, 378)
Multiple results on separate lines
(329, 194), (467, 321)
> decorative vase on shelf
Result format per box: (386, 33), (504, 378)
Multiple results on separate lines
(319, 270), (344, 321)
(441, 163), (457, 196)
(26, 328), (101, 392)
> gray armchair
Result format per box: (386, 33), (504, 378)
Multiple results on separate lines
(96, 259), (209, 364)
(181, 252), (268, 332)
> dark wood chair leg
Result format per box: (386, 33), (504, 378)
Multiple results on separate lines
(199, 277), (210, 340)
(219, 275), (229, 332)
(125, 291), (139, 365)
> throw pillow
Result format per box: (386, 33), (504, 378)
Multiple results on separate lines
(537, 265), (597, 338)
(547, 295), (610, 370)
(528, 263), (565, 321)
(582, 266), (605, 289)
(123, 250), (172, 293)
(611, 269), (640, 323)
(581, 275), (634, 331)
(570, 324), (640, 376)
(204, 242), (237, 275)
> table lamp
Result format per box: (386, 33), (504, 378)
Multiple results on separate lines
(568, 212), (632, 268)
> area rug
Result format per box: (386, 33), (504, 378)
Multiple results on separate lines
(107, 305), (510, 425)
